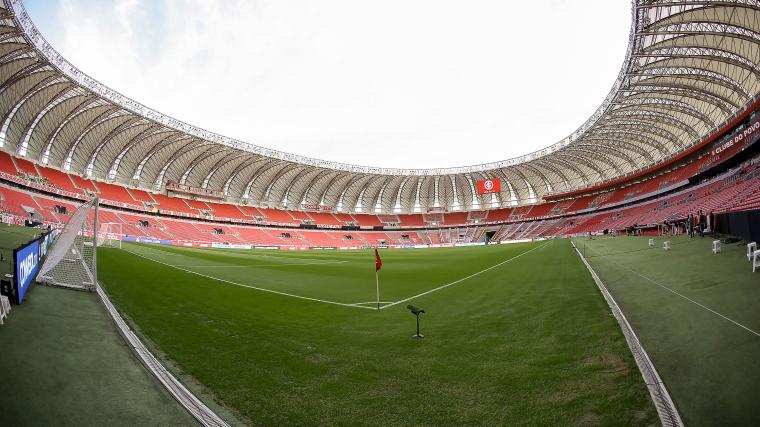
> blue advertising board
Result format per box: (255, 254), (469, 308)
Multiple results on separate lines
(38, 228), (58, 259)
(14, 238), (40, 304)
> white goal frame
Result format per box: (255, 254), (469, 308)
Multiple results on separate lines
(37, 197), (98, 292)
(98, 222), (122, 249)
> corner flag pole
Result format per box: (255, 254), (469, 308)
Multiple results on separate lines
(374, 248), (382, 310)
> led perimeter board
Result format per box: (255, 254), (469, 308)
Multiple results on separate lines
(11, 229), (58, 304)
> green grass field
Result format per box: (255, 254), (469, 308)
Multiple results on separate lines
(97, 240), (657, 426)
(575, 234), (760, 426)
(5, 227), (758, 425)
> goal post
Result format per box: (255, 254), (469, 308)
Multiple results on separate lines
(37, 197), (98, 292)
(97, 222), (122, 249)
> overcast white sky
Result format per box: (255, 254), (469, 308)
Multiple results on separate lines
(26, 0), (630, 169)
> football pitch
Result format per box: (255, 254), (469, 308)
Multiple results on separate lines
(98, 239), (657, 425)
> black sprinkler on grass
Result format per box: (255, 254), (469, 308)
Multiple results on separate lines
(407, 305), (425, 339)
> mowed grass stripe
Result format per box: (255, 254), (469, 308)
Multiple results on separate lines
(380, 241), (551, 309)
(121, 246), (376, 310)
(136, 243), (355, 262)
(98, 240), (657, 426)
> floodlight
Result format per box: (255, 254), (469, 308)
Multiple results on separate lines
(407, 305), (425, 338)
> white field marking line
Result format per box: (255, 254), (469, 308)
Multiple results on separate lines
(183, 247), (346, 262)
(127, 248), (181, 256)
(133, 244), (343, 262)
(379, 241), (551, 310)
(169, 265), (248, 268)
(169, 260), (349, 268)
(254, 260), (349, 267)
(612, 260), (760, 338)
(250, 254), (345, 261)
(121, 248), (375, 311)
(350, 301), (394, 306)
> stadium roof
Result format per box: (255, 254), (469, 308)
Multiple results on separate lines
(1, 0), (759, 213)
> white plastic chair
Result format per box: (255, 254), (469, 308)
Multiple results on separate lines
(712, 240), (721, 254)
(664, 241), (671, 251)
(648, 238), (654, 247)
(0, 295), (9, 325)
(748, 242), (757, 262)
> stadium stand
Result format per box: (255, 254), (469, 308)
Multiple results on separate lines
(0, 186), (44, 220)
(352, 214), (384, 227)
(37, 166), (80, 194)
(443, 212), (468, 225)
(287, 210), (312, 222)
(238, 205), (264, 219)
(257, 208), (298, 225)
(1, 160), (759, 247)
(467, 211), (488, 222)
(95, 182), (139, 206)
(7, 171), (760, 244)
(128, 188), (156, 204)
(398, 214), (425, 227)
(34, 197), (77, 224)
(0, 120), (759, 248)
(524, 203), (553, 219)
(69, 174), (98, 193)
(509, 206), (532, 220)
(0, 151), (18, 176)
(13, 157), (39, 177)
(423, 213), (444, 225)
(206, 202), (248, 221)
(332, 213), (356, 225)
(151, 193), (197, 215)
(485, 208), (512, 222)
(377, 214), (400, 224)
(183, 199), (211, 213)
(305, 212), (343, 227)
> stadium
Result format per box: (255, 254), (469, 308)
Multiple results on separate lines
(1, 0), (760, 425)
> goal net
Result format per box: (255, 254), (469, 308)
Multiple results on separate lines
(97, 222), (122, 249)
(37, 197), (99, 292)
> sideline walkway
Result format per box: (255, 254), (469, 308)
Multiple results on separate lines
(0, 284), (197, 426)
(578, 235), (760, 426)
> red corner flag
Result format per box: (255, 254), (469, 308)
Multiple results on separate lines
(375, 248), (382, 272)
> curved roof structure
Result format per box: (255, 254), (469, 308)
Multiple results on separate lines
(1, 0), (759, 213)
